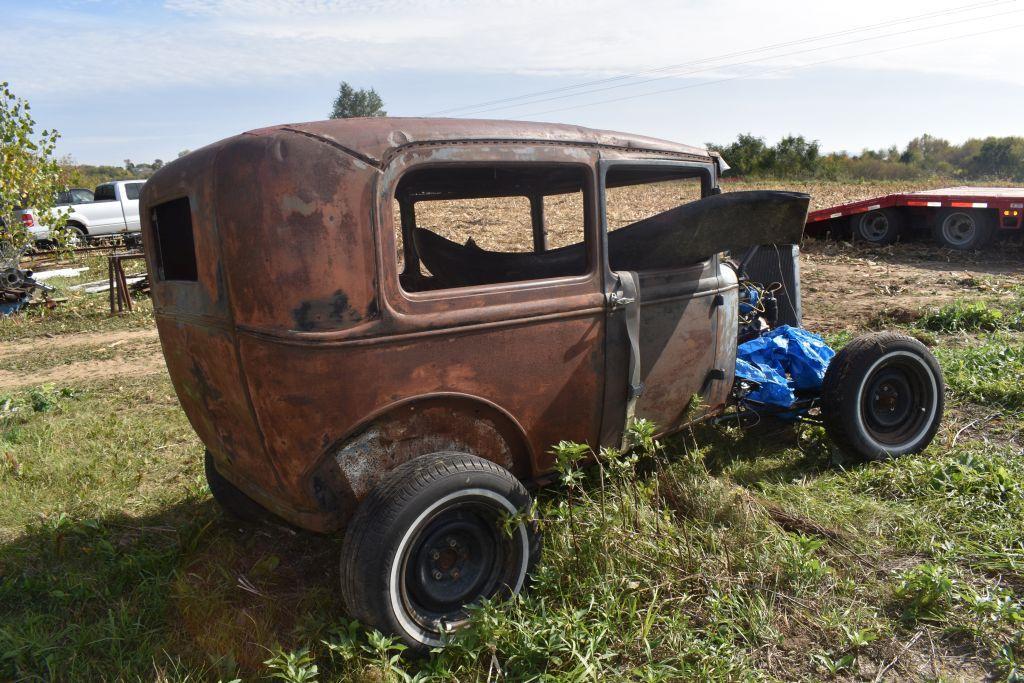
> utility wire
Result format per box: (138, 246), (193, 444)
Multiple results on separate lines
(430, 0), (1014, 116)
(511, 21), (1023, 119)
(451, 6), (1021, 117)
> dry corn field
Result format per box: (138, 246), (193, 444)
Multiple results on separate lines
(400, 177), (990, 255)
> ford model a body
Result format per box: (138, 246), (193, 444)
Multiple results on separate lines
(141, 119), (943, 648)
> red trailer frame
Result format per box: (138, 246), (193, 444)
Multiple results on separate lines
(805, 186), (1023, 248)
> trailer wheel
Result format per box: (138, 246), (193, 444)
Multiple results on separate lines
(204, 450), (270, 523)
(852, 209), (903, 244)
(933, 208), (995, 250)
(821, 332), (944, 461)
(340, 452), (540, 650)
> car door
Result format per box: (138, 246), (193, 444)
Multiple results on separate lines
(599, 160), (732, 442)
(378, 144), (608, 475)
(121, 182), (144, 232)
(87, 184), (128, 235)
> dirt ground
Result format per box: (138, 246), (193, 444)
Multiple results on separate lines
(801, 239), (1024, 333)
(2, 239), (1020, 391)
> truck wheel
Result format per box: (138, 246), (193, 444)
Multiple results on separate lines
(66, 223), (87, 246)
(821, 332), (944, 461)
(932, 209), (995, 250)
(204, 450), (269, 523)
(340, 452), (540, 650)
(852, 209), (903, 244)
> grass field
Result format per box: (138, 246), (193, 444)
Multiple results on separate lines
(2, 179), (1024, 681)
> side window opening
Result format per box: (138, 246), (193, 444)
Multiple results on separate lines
(603, 166), (709, 272)
(152, 197), (198, 281)
(393, 164), (590, 293)
(94, 184), (116, 202)
(125, 183), (144, 200)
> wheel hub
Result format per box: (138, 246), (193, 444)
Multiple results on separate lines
(407, 512), (502, 616)
(860, 359), (932, 446)
(861, 213), (890, 241)
(942, 212), (975, 246)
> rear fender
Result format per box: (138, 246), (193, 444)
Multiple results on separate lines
(308, 394), (533, 528)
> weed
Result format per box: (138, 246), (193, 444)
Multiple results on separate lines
(920, 300), (1007, 332)
(264, 647), (319, 683)
(894, 563), (955, 623)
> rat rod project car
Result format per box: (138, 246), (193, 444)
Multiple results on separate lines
(140, 118), (944, 648)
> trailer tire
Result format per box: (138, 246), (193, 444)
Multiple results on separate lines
(932, 208), (995, 250)
(852, 209), (903, 244)
(204, 450), (270, 523)
(340, 452), (540, 651)
(821, 332), (944, 461)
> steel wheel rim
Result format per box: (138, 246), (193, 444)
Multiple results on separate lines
(941, 212), (976, 246)
(859, 212), (890, 241)
(398, 495), (521, 635)
(859, 356), (933, 447)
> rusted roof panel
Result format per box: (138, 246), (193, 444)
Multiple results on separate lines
(245, 117), (712, 167)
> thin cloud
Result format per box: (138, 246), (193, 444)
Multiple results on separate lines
(7, 0), (1023, 98)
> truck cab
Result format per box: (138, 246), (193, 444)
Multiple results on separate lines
(21, 179), (145, 242)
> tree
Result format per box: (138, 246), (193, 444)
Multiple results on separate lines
(765, 135), (820, 177)
(964, 137), (1024, 181)
(707, 133), (768, 176)
(0, 81), (68, 250)
(329, 82), (386, 119)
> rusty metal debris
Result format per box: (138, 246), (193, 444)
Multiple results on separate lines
(1, 242), (54, 315)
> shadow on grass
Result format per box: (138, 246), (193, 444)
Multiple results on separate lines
(682, 417), (839, 486)
(0, 495), (344, 681)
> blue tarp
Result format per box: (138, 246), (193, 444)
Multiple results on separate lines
(734, 325), (835, 408)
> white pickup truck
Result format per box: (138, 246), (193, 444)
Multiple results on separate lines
(20, 179), (146, 242)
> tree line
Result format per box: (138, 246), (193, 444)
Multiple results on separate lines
(708, 133), (1024, 181)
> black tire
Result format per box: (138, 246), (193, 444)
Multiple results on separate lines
(852, 209), (904, 244)
(204, 450), (269, 523)
(66, 223), (87, 245)
(340, 452), (540, 650)
(932, 208), (995, 250)
(821, 332), (944, 461)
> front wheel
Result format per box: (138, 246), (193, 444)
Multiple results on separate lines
(340, 452), (540, 650)
(821, 332), (944, 461)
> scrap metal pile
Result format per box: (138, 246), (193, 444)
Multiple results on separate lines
(0, 242), (53, 315)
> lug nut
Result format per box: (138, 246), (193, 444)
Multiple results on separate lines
(432, 570), (443, 580)
(447, 538), (457, 548)
(451, 569), (460, 580)
(431, 550), (440, 560)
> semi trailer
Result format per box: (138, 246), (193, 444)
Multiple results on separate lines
(805, 186), (1024, 250)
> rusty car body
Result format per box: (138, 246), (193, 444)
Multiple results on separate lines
(140, 118), (942, 647)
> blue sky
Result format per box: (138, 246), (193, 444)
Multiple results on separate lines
(3, 0), (1023, 165)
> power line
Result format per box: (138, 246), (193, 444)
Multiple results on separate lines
(451, 6), (1021, 118)
(429, 0), (1014, 117)
(513, 21), (1024, 119)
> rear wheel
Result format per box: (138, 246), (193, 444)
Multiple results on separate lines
(821, 332), (944, 461)
(853, 209), (904, 244)
(204, 450), (269, 523)
(340, 452), (540, 650)
(932, 208), (995, 250)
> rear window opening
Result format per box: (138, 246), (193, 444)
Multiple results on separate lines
(152, 197), (198, 281)
(393, 164), (591, 293)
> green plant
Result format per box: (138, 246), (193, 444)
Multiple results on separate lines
(264, 647), (319, 683)
(894, 564), (955, 623)
(920, 301), (1005, 332)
